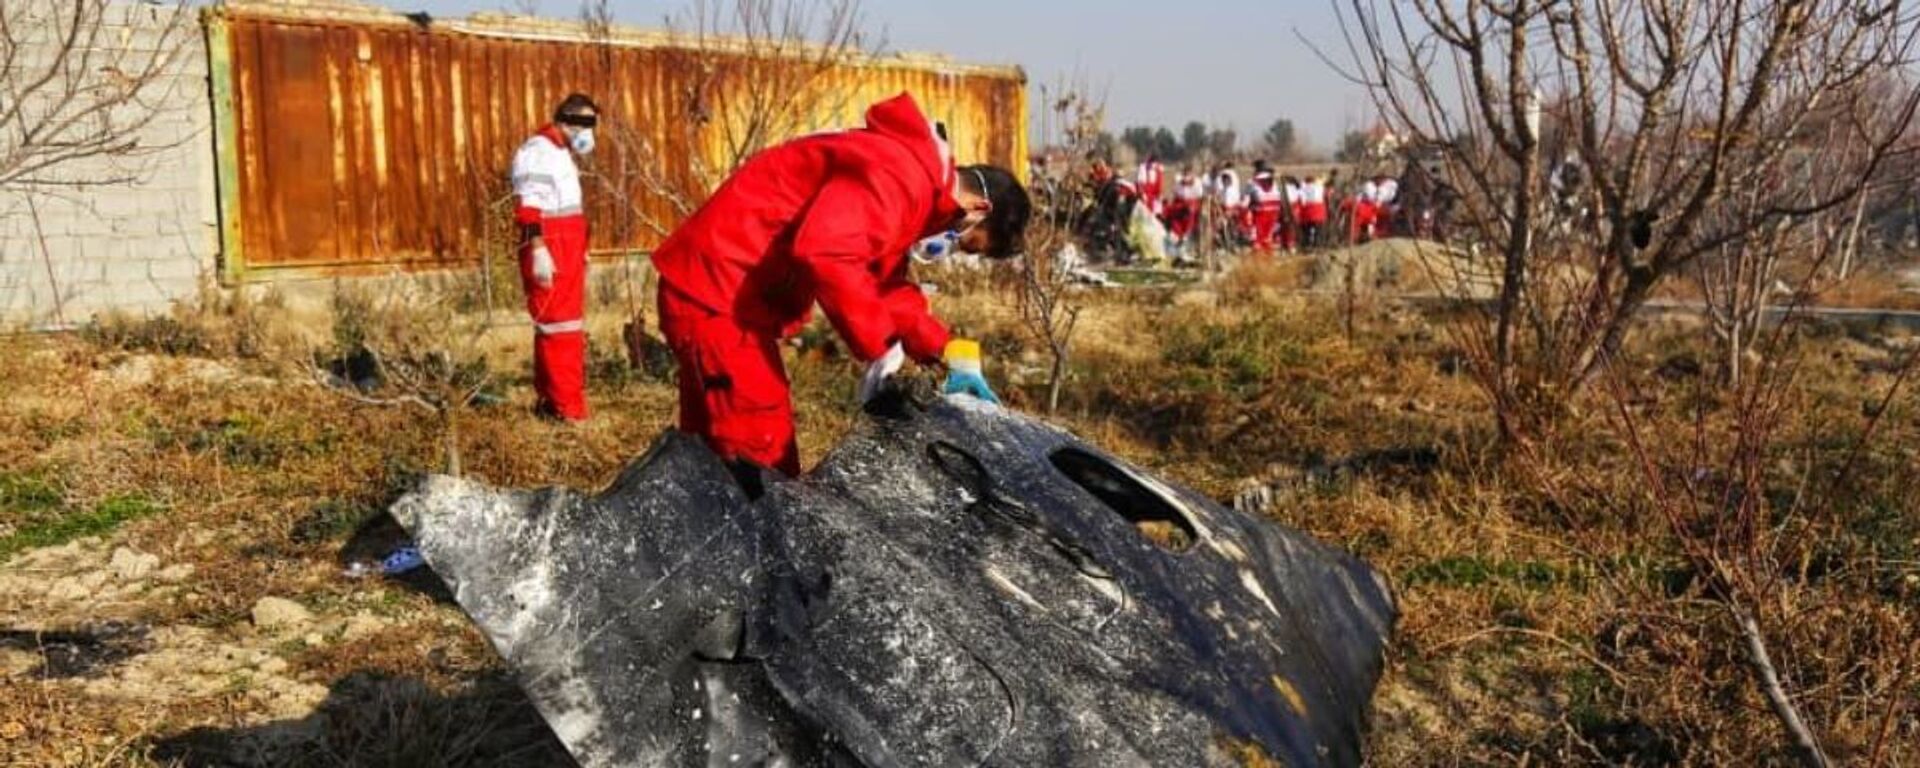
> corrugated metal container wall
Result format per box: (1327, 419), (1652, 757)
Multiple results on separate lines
(209, 5), (1027, 275)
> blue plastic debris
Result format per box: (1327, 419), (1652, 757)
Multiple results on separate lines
(380, 545), (425, 575)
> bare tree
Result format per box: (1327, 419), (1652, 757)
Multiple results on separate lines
(601, 0), (873, 230)
(1333, 0), (1920, 442)
(1693, 187), (1793, 388)
(1, 0), (193, 189)
(1016, 80), (1107, 415)
(309, 279), (497, 477)
(1601, 316), (1920, 768)
(576, 0), (873, 368)
(3, 0), (194, 326)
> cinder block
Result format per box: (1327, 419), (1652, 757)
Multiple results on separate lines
(140, 260), (207, 291)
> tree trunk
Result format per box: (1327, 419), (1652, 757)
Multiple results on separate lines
(1493, 197), (1536, 441)
(443, 407), (464, 477)
(1837, 192), (1869, 281)
(1046, 347), (1066, 415)
(1580, 267), (1659, 388)
(1734, 605), (1833, 768)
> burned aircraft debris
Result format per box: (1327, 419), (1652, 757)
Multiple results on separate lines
(390, 392), (1396, 767)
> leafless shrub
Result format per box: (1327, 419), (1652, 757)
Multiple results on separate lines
(1333, 0), (1920, 443)
(0, 0), (194, 189)
(577, 0), (871, 370)
(310, 279), (495, 478)
(586, 0), (873, 232)
(1017, 80), (1108, 415)
(3, 0), (195, 326)
(1598, 310), (1920, 766)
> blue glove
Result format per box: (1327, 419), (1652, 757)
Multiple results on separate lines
(944, 370), (1000, 404)
(941, 339), (1000, 404)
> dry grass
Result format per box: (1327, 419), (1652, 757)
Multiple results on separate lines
(1, 253), (1916, 766)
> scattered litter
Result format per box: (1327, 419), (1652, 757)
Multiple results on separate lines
(343, 544), (426, 579)
(380, 546), (425, 575)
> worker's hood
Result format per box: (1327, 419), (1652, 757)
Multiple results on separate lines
(862, 92), (957, 208)
(391, 387), (1397, 767)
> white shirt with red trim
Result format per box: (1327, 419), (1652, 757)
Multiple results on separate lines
(1215, 170), (1243, 207)
(511, 132), (584, 219)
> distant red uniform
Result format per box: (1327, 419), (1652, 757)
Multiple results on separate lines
(1249, 172), (1285, 253)
(1167, 173), (1204, 241)
(651, 93), (959, 475)
(1136, 160), (1165, 217)
(1350, 180), (1380, 243)
(1297, 178), (1329, 248)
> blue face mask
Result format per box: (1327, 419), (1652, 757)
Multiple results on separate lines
(910, 230), (960, 263)
(570, 128), (595, 156)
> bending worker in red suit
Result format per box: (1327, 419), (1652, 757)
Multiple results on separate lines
(511, 93), (600, 422)
(652, 92), (1032, 478)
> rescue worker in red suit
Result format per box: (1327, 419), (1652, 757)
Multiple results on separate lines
(1280, 175), (1303, 252)
(1166, 167), (1204, 245)
(1350, 177), (1381, 244)
(1297, 174), (1331, 249)
(1213, 165), (1247, 244)
(1135, 154), (1166, 218)
(1248, 168), (1285, 253)
(511, 93), (599, 422)
(652, 93), (1032, 479)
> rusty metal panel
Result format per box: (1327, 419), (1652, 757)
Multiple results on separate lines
(214, 3), (1027, 274)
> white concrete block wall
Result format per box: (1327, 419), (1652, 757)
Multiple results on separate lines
(0, 1), (216, 329)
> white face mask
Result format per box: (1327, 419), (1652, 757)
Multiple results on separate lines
(570, 128), (596, 156)
(911, 230), (959, 263)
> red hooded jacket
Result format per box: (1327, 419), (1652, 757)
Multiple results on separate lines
(651, 93), (960, 364)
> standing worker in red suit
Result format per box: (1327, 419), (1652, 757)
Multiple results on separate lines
(1166, 166), (1205, 250)
(1136, 154), (1166, 218)
(511, 93), (600, 422)
(1297, 173), (1331, 249)
(1248, 166), (1284, 254)
(652, 93), (1032, 479)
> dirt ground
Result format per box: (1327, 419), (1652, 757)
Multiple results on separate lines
(3, 245), (1917, 766)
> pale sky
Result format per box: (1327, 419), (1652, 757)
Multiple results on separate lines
(408, 0), (1375, 152)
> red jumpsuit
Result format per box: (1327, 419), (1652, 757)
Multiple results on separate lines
(1167, 175), (1204, 241)
(651, 93), (959, 475)
(511, 126), (590, 421)
(1350, 181), (1379, 244)
(1297, 179), (1330, 248)
(1249, 175), (1284, 253)
(1136, 161), (1165, 217)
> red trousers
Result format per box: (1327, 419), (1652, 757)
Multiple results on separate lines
(1167, 202), (1196, 240)
(1351, 201), (1379, 243)
(520, 215), (589, 421)
(1252, 209), (1279, 252)
(658, 285), (801, 476)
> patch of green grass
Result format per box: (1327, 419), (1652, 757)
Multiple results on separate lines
(1160, 310), (1312, 395)
(1105, 268), (1201, 287)
(0, 493), (163, 562)
(1404, 555), (1582, 591)
(0, 471), (64, 515)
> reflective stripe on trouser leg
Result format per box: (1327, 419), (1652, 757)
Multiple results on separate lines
(534, 329), (588, 420)
(521, 212), (590, 420)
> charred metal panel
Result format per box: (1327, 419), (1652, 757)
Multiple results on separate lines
(212, 4), (1028, 276)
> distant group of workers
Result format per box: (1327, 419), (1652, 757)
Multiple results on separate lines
(507, 91), (1031, 485)
(1085, 155), (1406, 256)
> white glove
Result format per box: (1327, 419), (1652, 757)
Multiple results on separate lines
(857, 342), (907, 404)
(530, 244), (556, 288)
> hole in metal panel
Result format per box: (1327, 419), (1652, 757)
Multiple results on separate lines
(1048, 448), (1198, 552)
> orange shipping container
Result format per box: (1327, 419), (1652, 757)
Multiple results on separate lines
(205, 1), (1027, 280)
